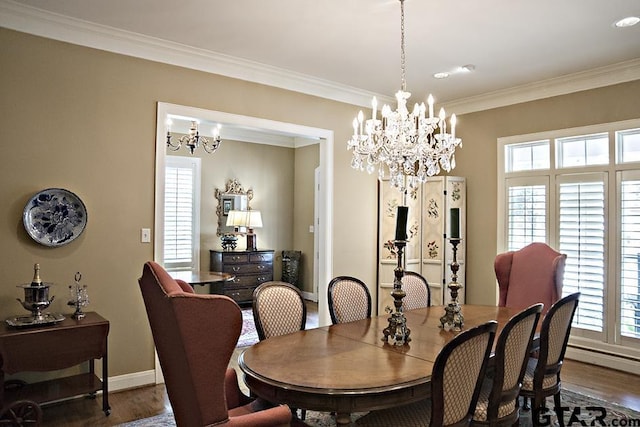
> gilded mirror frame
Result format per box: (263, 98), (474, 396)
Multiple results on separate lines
(215, 179), (254, 236)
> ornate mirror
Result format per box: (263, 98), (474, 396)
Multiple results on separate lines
(215, 179), (253, 236)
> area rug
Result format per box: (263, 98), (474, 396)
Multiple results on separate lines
(236, 308), (259, 348)
(118, 389), (640, 426)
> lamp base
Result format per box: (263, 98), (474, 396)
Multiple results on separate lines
(246, 231), (257, 251)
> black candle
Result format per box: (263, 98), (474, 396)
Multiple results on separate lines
(450, 208), (460, 239)
(395, 206), (408, 241)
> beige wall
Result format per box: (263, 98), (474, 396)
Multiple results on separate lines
(0, 28), (376, 379)
(2, 27), (638, 382)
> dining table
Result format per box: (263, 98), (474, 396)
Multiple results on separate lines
(238, 304), (524, 425)
(169, 270), (235, 294)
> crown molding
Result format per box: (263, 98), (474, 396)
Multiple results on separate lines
(0, 0), (390, 108)
(1, 0), (638, 114)
(443, 58), (640, 115)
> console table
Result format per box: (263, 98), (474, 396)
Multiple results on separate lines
(0, 311), (110, 417)
(210, 249), (274, 304)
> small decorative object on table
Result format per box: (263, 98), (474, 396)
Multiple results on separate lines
(68, 272), (89, 320)
(8, 263), (64, 327)
(382, 206), (411, 346)
(221, 234), (238, 251)
(440, 237), (464, 331)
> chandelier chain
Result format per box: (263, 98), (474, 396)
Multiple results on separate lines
(400, 0), (406, 92)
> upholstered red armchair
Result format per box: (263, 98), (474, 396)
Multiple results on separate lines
(138, 261), (292, 427)
(494, 242), (566, 314)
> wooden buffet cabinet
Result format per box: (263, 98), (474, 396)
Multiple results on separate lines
(0, 312), (110, 418)
(210, 249), (274, 304)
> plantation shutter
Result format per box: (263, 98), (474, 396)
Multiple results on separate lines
(620, 176), (640, 339)
(506, 181), (548, 251)
(164, 156), (200, 271)
(558, 175), (606, 333)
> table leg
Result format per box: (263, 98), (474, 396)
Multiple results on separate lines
(336, 412), (351, 425)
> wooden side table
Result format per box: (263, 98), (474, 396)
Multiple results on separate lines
(0, 311), (110, 417)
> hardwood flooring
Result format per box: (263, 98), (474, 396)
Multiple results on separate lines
(36, 302), (640, 426)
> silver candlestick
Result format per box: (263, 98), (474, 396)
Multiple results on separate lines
(68, 272), (89, 320)
(382, 239), (411, 345)
(440, 238), (464, 331)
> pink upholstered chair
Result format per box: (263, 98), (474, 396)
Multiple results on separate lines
(138, 261), (292, 427)
(494, 242), (566, 314)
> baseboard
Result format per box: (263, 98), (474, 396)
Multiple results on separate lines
(106, 369), (156, 392)
(565, 346), (640, 376)
(302, 291), (317, 302)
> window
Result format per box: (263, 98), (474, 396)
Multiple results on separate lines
(558, 176), (606, 333)
(164, 156), (201, 271)
(498, 119), (640, 360)
(506, 183), (547, 251)
(504, 140), (549, 172)
(617, 128), (640, 164)
(620, 174), (640, 339)
(557, 133), (608, 168)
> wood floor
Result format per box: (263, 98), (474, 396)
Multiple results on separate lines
(36, 301), (640, 426)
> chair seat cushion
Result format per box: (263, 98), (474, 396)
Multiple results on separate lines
(521, 358), (558, 391)
(356, 399), (431, 427)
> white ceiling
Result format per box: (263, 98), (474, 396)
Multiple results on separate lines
(1, 0), (639, 113)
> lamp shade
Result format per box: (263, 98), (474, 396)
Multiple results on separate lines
(247, 210), (262, 229)
(226, 210), (247, 228)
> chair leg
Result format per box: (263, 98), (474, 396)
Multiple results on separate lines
(553, 392), (563, 427)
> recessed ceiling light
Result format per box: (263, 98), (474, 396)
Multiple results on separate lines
(433, 72), (450, 79)
(458, 64), (476, 73)
(614, 16), (640, 28)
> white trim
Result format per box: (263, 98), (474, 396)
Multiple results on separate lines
(107, 369), (156, 392)
(0, 0), (389, 108)
(566, 346), (640, 376)
(2, 0), (639, 113)
(443, 59), (640, 115)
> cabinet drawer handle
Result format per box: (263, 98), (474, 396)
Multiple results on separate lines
(257, 265), (265, 271)
(232, 266), (241, 272)
(259, 255), (265, 260)
(232, 256), (241, 261)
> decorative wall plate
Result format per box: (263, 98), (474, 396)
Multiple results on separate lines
(23, 188), (88, 247)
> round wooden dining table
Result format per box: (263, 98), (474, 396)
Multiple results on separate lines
(238, 304), (523, 425)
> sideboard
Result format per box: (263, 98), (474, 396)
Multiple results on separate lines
(210, 249), (274, 304)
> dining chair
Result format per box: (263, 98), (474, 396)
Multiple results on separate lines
(472, 303), (543, 427)
(401, 271), (432, 310)
(520, 293), (580, 426)
(138, 261), (292, 427)
(356, 321), (498, 427)
(327, 276), (372, 324)
(253, 281), (307, 340)
(252, 280), (308, 421)
(494, 242), (566, 314)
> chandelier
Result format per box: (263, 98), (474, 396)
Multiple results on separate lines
(347, 0), (462, 192)
(166, 120), (221, 155)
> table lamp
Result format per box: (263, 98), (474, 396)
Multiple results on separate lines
(245, 210), (262, 251)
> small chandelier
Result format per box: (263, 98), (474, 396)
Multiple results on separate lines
(347, 0), (462, 192)
(166, 119), (221, 155)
